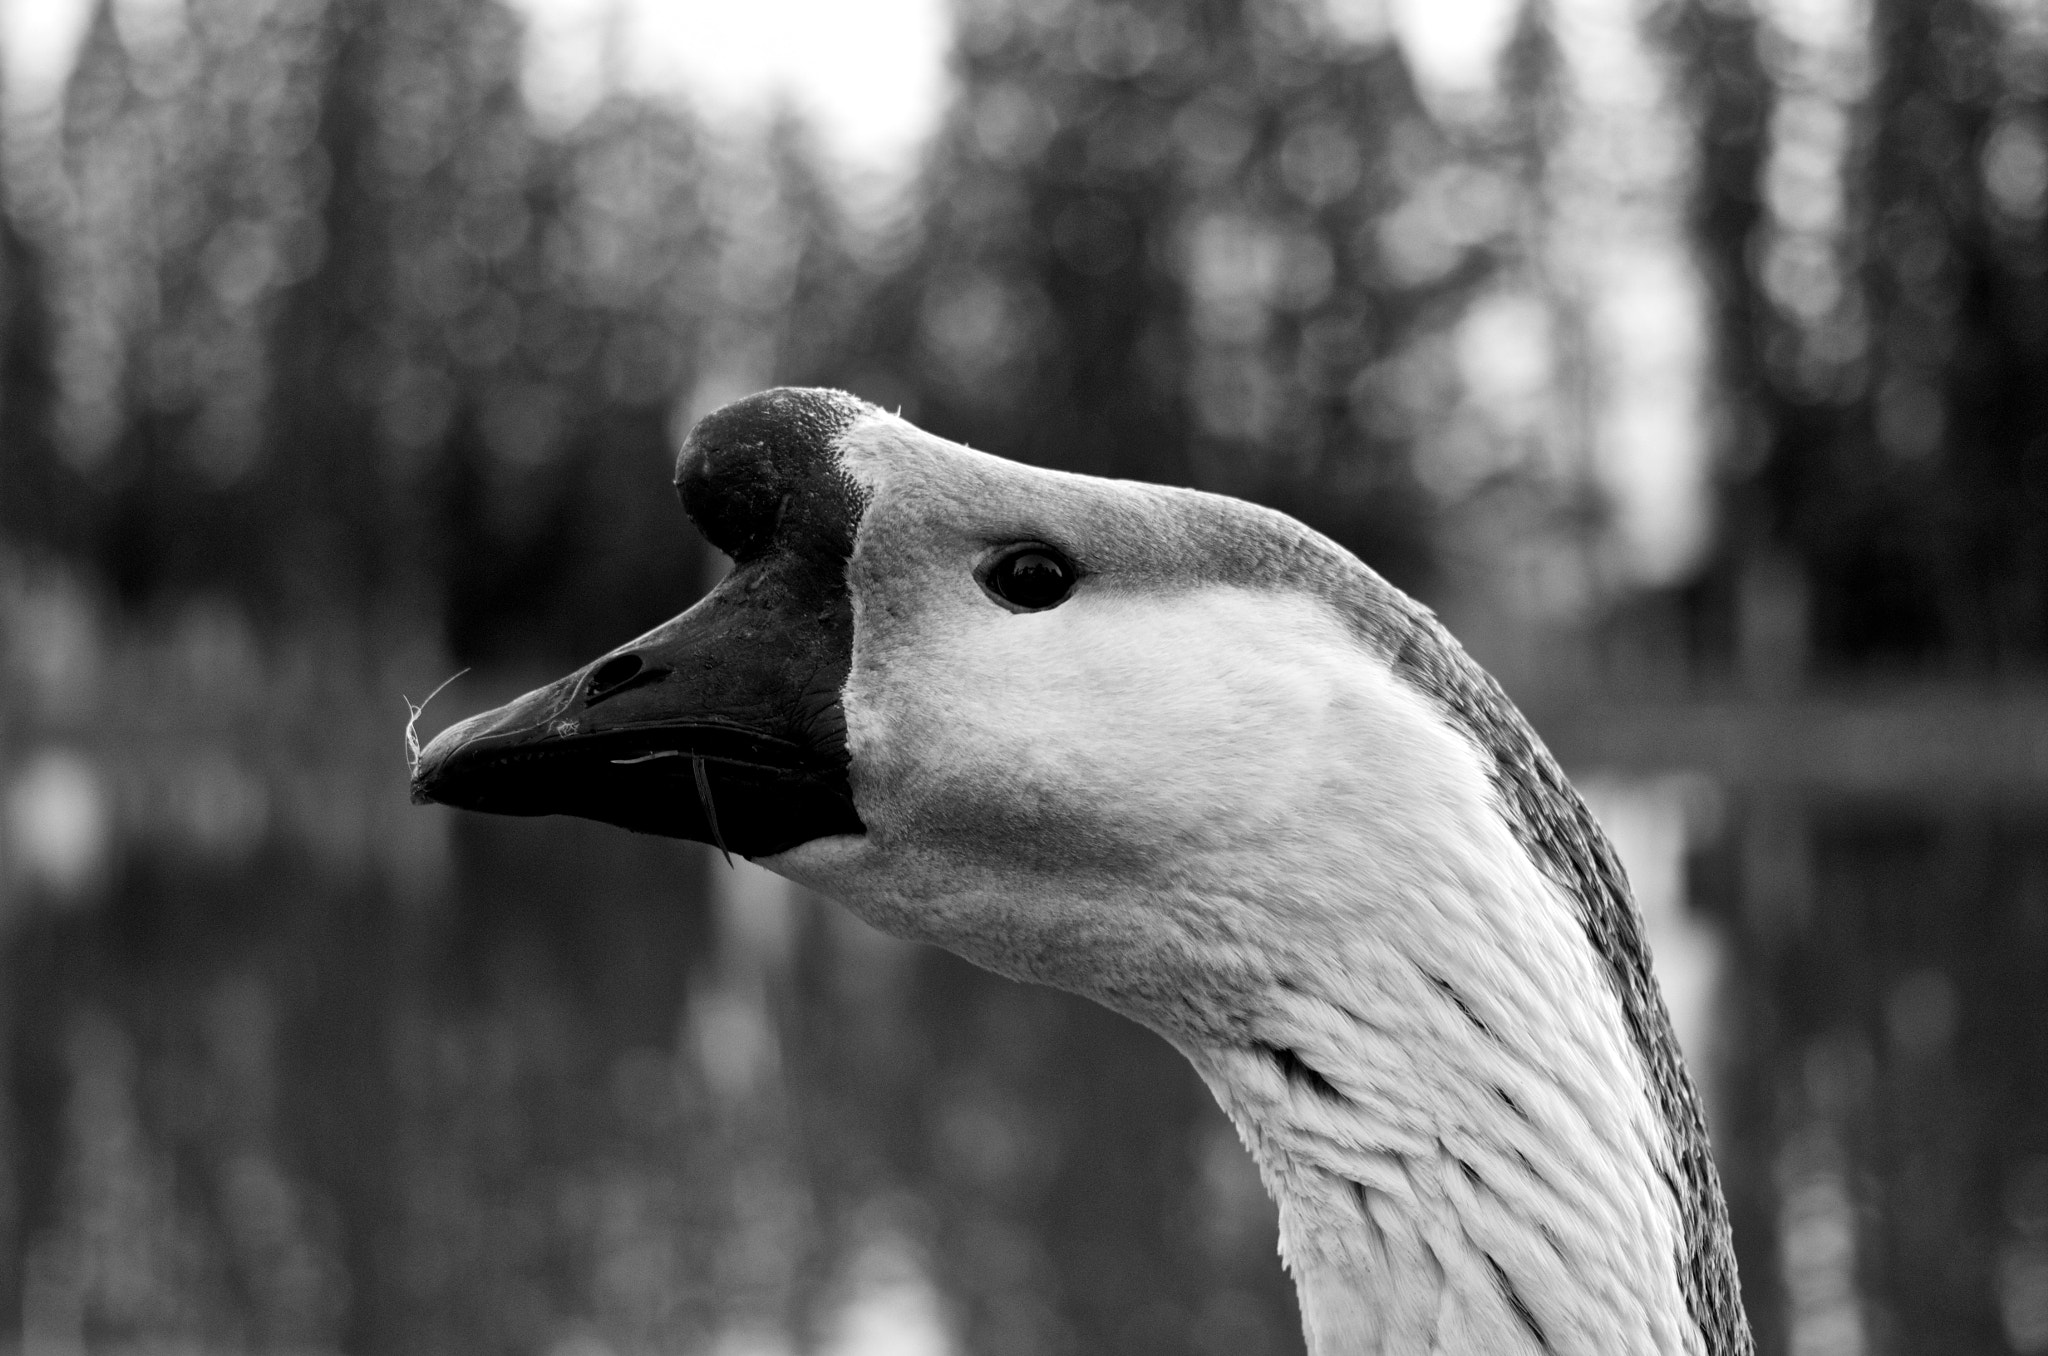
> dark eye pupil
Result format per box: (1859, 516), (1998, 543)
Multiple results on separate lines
(990, 548), (1075, 609)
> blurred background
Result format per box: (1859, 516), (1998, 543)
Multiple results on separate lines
(0, 0), (2043, 1350)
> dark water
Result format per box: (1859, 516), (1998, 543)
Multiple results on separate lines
(0, 802), (1297, 1356)
(4, 753), (2047, 1356)
(1705, 795), (2048, 1356)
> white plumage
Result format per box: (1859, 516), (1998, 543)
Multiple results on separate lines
(414, 389), (1752, 1356)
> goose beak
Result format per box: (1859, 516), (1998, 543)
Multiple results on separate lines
(408, 570), (864, 858)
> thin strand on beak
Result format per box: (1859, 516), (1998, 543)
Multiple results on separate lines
(403, 669), (469, 773)
(693, 755), (733, 867)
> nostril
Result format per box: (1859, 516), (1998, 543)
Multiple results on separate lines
(588, 653), (643, 696)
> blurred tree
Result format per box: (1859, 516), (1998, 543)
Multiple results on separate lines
(0, 129), (57, 577)
(0, 0), (886, 669)
(825, 0), (1473, 592)
(221, 0), (715, 664)
(1660, 4), (2048, 1352)
(1671, 0), (2048, 676)
(1844, 0), (2048, 669)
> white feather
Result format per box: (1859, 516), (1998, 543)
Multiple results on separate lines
(764, 412), (1704, 1356)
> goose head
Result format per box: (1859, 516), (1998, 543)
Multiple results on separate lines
(411, 388), (1750, 1356)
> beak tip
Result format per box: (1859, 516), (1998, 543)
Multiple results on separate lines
(408, 761), (445, 808)
(408, 718), (478, 808)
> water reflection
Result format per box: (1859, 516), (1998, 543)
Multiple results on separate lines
(5, 751), (110, 899)
(0, 756), (1299, 1354)
(6, 601), (2048, 1352)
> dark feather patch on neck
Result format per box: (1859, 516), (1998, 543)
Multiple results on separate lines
(1377, 597), (1754, 1356)
(1147, 473), (1747, 1351)
(1233, 507), (1753, 1351)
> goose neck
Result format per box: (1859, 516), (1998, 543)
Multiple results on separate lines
(1171, 846), (1703, 1355)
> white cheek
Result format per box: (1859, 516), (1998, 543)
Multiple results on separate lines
(846, 585), (1370, 847)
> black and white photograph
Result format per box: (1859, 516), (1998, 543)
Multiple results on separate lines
(1, 0), (2044, 1351)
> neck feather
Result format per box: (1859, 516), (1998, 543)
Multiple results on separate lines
(1174, 668), (1704, 1356)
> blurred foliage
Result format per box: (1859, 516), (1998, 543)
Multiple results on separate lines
(0, 0), (1536, 666)
(816, 0), (1465, 590)
(1, 0), (834, 665)
(1668, 0), (2048, 672)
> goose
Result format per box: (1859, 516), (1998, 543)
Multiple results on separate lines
(410, 387), (1752, 1356)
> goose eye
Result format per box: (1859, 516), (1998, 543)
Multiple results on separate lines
(984, 545), (1078, 611)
